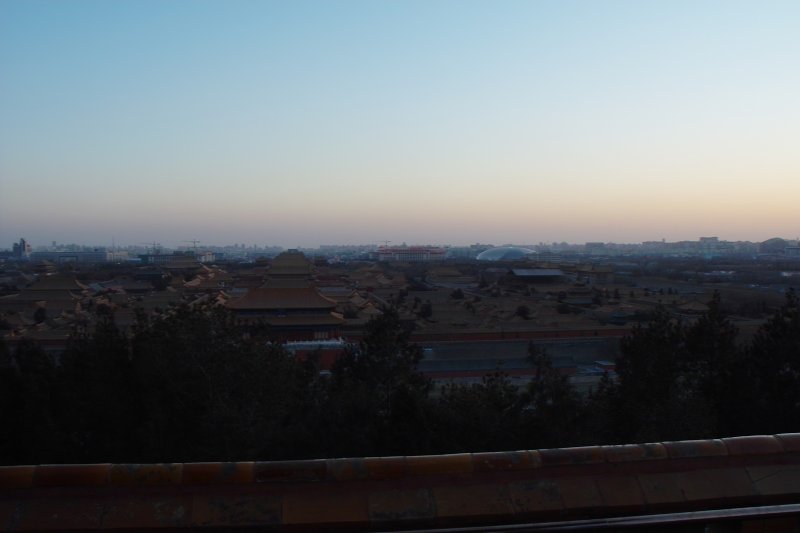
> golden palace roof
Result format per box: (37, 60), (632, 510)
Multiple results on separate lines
(226, 287), (337, 310)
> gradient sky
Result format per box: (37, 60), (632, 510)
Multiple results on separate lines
(1, 0), (798, 248)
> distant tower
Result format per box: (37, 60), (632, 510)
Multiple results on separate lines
(12, 238), (31, 259)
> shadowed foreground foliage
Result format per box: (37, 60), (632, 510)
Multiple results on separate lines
(1, 289), (798, 465)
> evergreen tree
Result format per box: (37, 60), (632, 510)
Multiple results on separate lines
(321, 308), (433, 457)
(684, 291), (742, 436)
(521, 343), (585, 447)
(59, 317), (138, 462)
(0, 339), (63, 464)
(612, 307), (712, 442)
(130, 304), (312, 462)
(583, 371), (619, 445)
(433, 372), (523, 453)
(746, 288), (800, 434)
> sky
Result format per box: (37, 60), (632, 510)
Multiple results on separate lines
(1, 0), (799, 248)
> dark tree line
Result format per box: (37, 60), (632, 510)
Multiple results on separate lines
(1, 289), (798, 465)
(603, 289), (800, 442)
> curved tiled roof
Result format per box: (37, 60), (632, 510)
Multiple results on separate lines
(2, 434), (800, 531)
(0, 290), (82, 304)
(261, 313), (344, 327)
(226, 287), (337, 310)
(27, 275), (89, 292)
(268, 251), (312, 277)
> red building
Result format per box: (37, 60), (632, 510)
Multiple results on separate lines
(377, 245), (446, 262)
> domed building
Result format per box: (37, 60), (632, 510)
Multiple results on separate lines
(476, 246), (537, 261)
(759, 238), (788, 254)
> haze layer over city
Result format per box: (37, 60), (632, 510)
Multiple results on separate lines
(1, 1), (799, 248)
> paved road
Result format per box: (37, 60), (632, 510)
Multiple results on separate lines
(418, 338), (619, 368)
(416, 338), (620, 394)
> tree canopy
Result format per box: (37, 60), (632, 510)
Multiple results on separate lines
(3, 288), (800, 465)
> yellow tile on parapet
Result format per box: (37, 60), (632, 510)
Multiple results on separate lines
(326, 458), (368, 481)
(723, 436), (783, 456)
(34, 464), (110, 487)
(604, 443), (667, 463)
(776, 433), (800, 452)
(539, 446), (604, 466)
(255, 459), (326, 483)
(407, 453), (473, 476)
(472, 450), (541, 472)
(363, 456), (408, 480)
(0, 465), (36, 489)
(662, 439), (727, 459)
(109, 463), (182, 486)
(182, 462), (254, 485)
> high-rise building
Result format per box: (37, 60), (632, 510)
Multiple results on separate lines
(12, 238), (31, 259)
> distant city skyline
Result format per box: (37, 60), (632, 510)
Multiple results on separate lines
(2, 1), (799, 248)
(2, 218), (799, 250)
(3, 233), (798, 252)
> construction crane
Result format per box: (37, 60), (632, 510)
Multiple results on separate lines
(139, 242), (161, 255)
(182, 239), (201, 253)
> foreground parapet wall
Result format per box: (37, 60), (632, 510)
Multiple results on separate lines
(2, 434), (800, 531)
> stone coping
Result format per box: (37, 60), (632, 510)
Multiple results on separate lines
(1, 435), (795, 489)
(1, 434), (799, 531)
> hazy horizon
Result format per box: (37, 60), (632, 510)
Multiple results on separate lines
(3, 233), (798, 252)
(2, 1), (799, 248)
